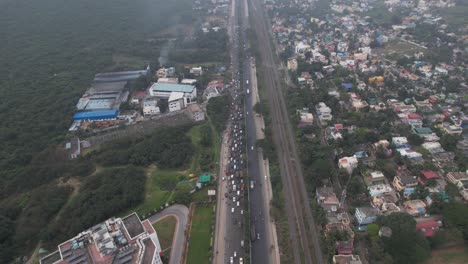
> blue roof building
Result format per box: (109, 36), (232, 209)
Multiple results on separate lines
(73, 110), (119, 121)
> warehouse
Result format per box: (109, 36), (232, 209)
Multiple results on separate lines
(73, 110), (119, 121)
(93, 66), (150, 82)
(149, 83), (197, 100)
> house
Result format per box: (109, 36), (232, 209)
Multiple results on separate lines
(189, 66), (203, 76)
(416, 219), (440, 237)
(419, 170), (439, 185)
(143, 98), (160, 116)
(393, 175), (418, 192)
(367, 171), (386, 186)
(355, 206), (380, 226)
(446, 172), (468, 185)
(333, 255), (362, 264)
(297, 108), (314, 127)
(404, 199), (427, 216)
(368, 184), (393, 198)
(392, 137), (409, 148)
(186, 103), (205, 122)
(336, 240), (353, 255)
(40, 213), (163, 264)
(316, 186), (340, 213)
(422, 142), (445, 154)
(338, 156), (358, 174)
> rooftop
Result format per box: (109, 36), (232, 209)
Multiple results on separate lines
(150, 83), (195, 93)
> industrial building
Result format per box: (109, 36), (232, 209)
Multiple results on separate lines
(149, 83), (197, 100)
(73, 110), (119, 121)
(40, 213), (163, 264)
(76, 81), (129, 111)
(93, 67), (150, 82)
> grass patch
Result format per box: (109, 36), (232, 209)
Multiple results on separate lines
(426, 246), (468, 264)
(187, 205), (214, 264)
(188, 122), (220, 174)
(135, 169), (187, 217)
(153, 216), (177, 251)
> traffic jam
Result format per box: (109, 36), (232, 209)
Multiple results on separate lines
(224, 75), (246, 264)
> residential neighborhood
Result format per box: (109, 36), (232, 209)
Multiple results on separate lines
(265, 0), (468, 262)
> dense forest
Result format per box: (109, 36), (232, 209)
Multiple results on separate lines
(45, 167), (147, 247)
(94, 126), (195, 168)
(0, 0), (197, 261)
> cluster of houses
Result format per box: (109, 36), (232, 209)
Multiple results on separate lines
(267, 0), (467, 263)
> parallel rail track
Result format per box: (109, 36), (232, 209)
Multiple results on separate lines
(248, 0), (325, 263)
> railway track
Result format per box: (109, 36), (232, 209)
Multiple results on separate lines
(248, 0), (325, 263)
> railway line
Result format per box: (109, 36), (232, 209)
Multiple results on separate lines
(248, 0), (325, 263)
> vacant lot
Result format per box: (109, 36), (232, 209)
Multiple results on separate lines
(374, 40), (427, 58)
(425, 246), (468, 264)
(153, 216), (177, 251)
(187, 205), (214, 264)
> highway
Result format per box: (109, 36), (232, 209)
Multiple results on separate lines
(213, 0), (247, 263)
(248, 0), (325, 263)
(148, 204), (189, 264)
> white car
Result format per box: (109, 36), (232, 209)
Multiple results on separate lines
(231, 208), (235, 213)
(233, 197), (236, 202)
(251, 146), (254, 151)
(234, 251), (237, 257)
(237, 201), (240, 207)
(230, 256), (234, 264)
(239, 257), (243, 264)
(241, 210), (244, 215)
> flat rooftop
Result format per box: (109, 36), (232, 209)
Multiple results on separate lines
(122, 213), (145, 239)
(150, 82), (195, 93)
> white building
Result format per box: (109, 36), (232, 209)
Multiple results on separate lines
(168, 92), (185, 112)
(338, 156), (358, 174)
(149, 83), (197, 101)
(143, 99), (160, 116)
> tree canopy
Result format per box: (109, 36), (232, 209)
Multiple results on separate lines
(377, 213), (431, 264)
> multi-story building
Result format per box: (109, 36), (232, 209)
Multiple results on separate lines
(40, 213), (163, 264)
(355, 207), (380, 226)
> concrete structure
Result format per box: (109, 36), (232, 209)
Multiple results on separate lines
(143, 99), (160, 116)
(368, 171), (386, 186)
(149, 83), (197, 100)
(333, 255), (362, 264)
(65, 137), (81, 159)
(157, 77), (179, 84)
(403, 199), (427, 216)
(168, 92), (185, 112)
(186, 103), (205, 122)
(338, 156), (358, 174)
(40, 213), (162, 264)
(393, 175), (418, 192)
(420, 170), (439, 185)
(355, 206), (380, 225)
(316, 186), (340, 213)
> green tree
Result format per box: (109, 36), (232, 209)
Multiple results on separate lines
(377, 213), (431, 264)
